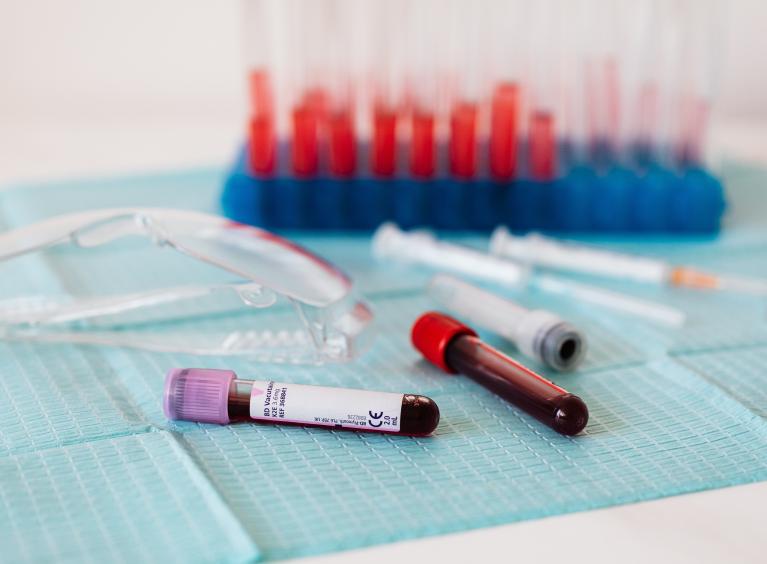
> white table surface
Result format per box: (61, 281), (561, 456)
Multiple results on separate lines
(1, 115), (765, 564)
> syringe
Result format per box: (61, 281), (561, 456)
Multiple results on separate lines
(491, 228), (767, 296)
(372, 223), (529, 287)
(372, 223), (686, 326)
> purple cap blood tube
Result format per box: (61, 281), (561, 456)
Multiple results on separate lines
(163, 368), (440, 435)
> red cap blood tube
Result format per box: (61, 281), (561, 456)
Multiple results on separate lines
(164, 368), (440, 436)
(411, 312), (588, 436)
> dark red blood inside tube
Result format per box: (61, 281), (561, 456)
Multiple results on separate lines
(450, 102), (478, 179)
(372, 105), (397, 177)
(329, 109), (356, 177)
(529, 110), (556, 180)
(490, 82), (519, 180)
(412, 312), (588, 436)
(410, 111), (435, 178)
(164, 368), (440, 436)
(292, 104), (319, 176)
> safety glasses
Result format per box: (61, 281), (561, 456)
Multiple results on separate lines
(0, 208), (373, 363)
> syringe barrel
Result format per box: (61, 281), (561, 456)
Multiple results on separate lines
(490, 227), (669, 284)
(428, 274), (586, 371)
(372, 223), (527, 287)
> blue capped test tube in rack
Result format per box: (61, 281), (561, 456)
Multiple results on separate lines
(222, 0), (726, 233)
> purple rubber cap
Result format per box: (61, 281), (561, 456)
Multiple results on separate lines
(163, 368), (236, 424)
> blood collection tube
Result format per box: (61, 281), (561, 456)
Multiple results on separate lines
(490, 82), (519, 180)
(449, 101), (478, 179)
(328, 108), (356, 177)
(372, 105), (398, 177)
(412, 313), (588, 436)
(528, 110), (556, 180)
(410, 110), (435, 178)
(428, 274), (586, 371)
(164, 368), (440, 435)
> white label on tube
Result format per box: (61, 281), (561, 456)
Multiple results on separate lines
(249, 381), (404, 432)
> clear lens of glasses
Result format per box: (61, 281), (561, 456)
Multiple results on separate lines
(0, 208), (373, 364)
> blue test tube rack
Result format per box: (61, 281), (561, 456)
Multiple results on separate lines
(221, 144), (726, 233)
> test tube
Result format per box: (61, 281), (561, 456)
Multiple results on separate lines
(288, 0), (327, 176)
(411, 110), (436, 178)
(557, 0), (586, 168)
(580, 0), (622, 165)
(328, 106), (356, 176)
(528, 111), (556, 180)
(450, 102), (478, 179)
(407, 0), (439, 179)
(428, 274), (586, 371)
(674, 0), (721, 166)
(243, 0), (278, 175)
(292, 99), (320, 176)
(487, 0), (522, 180)
(412, 312), (588, 436)
(325, 0), (357, 177)
(490, 82), (520, 180)
(370, 6), (398, 180)
(241, 0), (721, 185)
(526, 0), (559, 180)
(164, 368), (440, 435)
(372, 105), (397, 176)
(368, 0), (403, 178)
(447, 0), (483, 179)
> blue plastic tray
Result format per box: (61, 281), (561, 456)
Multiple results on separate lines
(223, 145), (726, 233)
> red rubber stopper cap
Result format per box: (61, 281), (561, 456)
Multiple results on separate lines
(411, 311), (477, 373)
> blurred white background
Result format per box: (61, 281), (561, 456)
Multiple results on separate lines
(0, 0), (765, 184)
